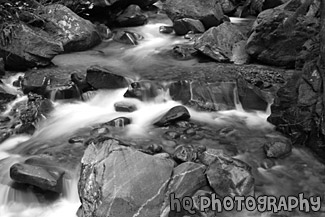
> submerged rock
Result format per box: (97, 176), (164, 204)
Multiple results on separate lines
(116, 4), (148, 27)
(86, 65), (129, 90)
(264, 140), (292, 158)
(194, 22), (246, 62)
(105, 117), (131, 127)
(172, 44), (198, 60)
(154, 106), (190, 127)
(78, 138), (174, 217)
(163, 0), (224, 29)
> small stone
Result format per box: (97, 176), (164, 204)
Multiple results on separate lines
(0, 116), (10, 123)
(91, 127), (109, 136)
(154, 106), (190, 127)
(105, 117), (131, 127)
(184, 128), (196, 136)
(68, 136), (85, 144)
(264, 141), (292, 158)
(114, 102), (137, 112)
(163, 131), (180, 140)
(159, 26), (174, 34)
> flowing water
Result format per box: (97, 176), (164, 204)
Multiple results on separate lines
(0, 15), (325, 217)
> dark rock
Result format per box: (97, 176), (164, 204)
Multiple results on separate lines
(10, 163), (64, 193)
(45, 83), (81, 101)
(163, 0), (224, 29)
(0, 131), (11, 143)
(95, 23), (113, 40)
(78, 138), (174, 217)
(164, 162), (207, 216)
(0, 23), (63, 71)
(68, 136), (85, 144)
(86, 65), (129, 90)
(105, 117), (131, 127)
(194, 22), (246, 62)
(22, 73), (49, 95)
(124, 80), (161, 101)
(154, 106), (190, 127)
(0, 58), (5, 75)
(132, 0), (158, 8)
(172, 44), (198, 60)
(159, 26), (174, 34)
(114, 101), (137, 112)
(173, 18), (205, 35)
(71, 73), (93, 93)
(0, 116), (10, 123)
(168, 80), (192, 104)
(0, 90), (16, 109)
(116, 5), (148, 27)
(264, 141), (292, 158)
(206, 155), (254, 197)
(246, 2), (319, 68)
(113, 30), (144, 45)
(236, 77), (269, 111)
(13, 76), (23, 88)
(15, 123), (36, 135)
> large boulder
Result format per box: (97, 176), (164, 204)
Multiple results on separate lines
(246, 0), (319, 68)
(41, 4), (101, 53)
(0, 23), (63, 71)
(78, 138), (174, 217)
(194, 22), (246, 62)
(0, 4), (101, 71)
(163, 0), (224, 29)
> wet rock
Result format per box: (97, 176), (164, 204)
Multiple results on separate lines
(0, 23), (63, 71)
(10, 163), (64, 193)
(236, 77), (269, 111)
(0, 90), (16, 110)
(264, 141), (292, 158)
(71, 73), (93, 93)
(68, 136), (85, 144)
(0, 116), (10, 123)
(163, 131), (181, 140)
(45, 84), (81, 101)
(113, 30), (144, 45)
(194, 22), (246, 62)
(105, 117), (131, 127)
(41, 4), (101, 53)
(86, 65), (129, 90)
(0, 131), (11, 143)
(206, 155), (254, 197)
(154, 106), (190, 127)
(231, 40), (250, 65)
(13, 76), (23, 88)
(22, 73), (49, 95)
(164, 162), (207, 216)
(114, 101), (137, 112)
(78, 138), (174, 217)
(246, 1), (319, 68)
(124, 80), (161, 101)
(146, 143), (163, 154)
(15, 123), (36, 135)
(199, 149), (229, 165)
(159, 26), (174, 34)
(116, 5), (148, 27)
(163, 0), (224, 29)
(173, 144), (206, 163)
(173, 18), (205, 35)
(95, 23), (113, 40)
(172, 44), (198, 60)
(90, 127), (110, 136)
(0, 58), (4, 75)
